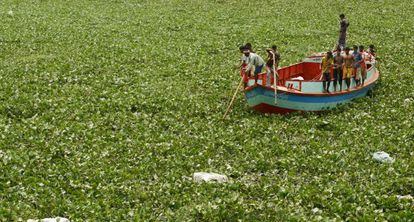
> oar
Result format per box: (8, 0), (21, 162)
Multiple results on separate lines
(223, 77), (244, 119)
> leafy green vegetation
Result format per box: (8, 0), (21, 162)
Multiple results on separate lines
(1, 0), (413, 221)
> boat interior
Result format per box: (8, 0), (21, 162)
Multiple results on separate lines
(245, 57), (375, 93)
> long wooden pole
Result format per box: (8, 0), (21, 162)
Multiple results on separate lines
(223, 77), (243, 119)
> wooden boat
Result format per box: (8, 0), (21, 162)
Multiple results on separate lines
(243, 51), (379, 114)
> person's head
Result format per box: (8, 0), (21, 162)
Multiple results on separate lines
(327, 51), (333, 59)
(369, 44), (375, 50)
(345, 47), (350, 54)
(245, 43), (252, 50)
(353, 45), (358, 53)
(336, 46), (342, 53)
(369, 45), (375, 53)
(239, 45), (245, 53)
(243, 49), (250, 57)
(271, 45), (277, 51)
(359, 45), (364, 52)
(339, 14), (345, 19)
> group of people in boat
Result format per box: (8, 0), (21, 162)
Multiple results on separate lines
(321, 44), (376, 92)
(237, 13), (377, 93)
(238, 43), (280, 87)
(321, 13), (376, 92)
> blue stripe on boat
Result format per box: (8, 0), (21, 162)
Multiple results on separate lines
(245, 86), (372, 103)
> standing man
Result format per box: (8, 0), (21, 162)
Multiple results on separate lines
(342, 47), (354, 90)
(366, 44), (376, 63)
(333, 46), (344, 91)
(271, 45), (281, 69)
(239, 45), (249, 87)
(352, 45), (362, 86)
(265, 45), (280, 87)
(321, 51), (334, 93)
(338, 14), (350, 49)
(244, 49), (265, 85)
(367, 44), (376, 57)
(359, 45), (367, 86)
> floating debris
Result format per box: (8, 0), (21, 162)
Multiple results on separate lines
(27, 217), (70, 222)
(311, 207), (321, 214)
(403, 98), (412, 106)
(372, 151), (394, 163)
(193, 172), (228, 183)
(397, 195), (413, 200)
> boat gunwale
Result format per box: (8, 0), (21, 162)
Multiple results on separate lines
(282, 62), (376, 83)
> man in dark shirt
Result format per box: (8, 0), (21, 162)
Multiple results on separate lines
(338, 14), (350, 49)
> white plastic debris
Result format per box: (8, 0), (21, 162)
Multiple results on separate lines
(397, 195), (413, 200)
(291, 76), (304, 81)
(193, 172), (228, 183)
(372, 151), (394, 163)
(311, 207), (321, 214)
(403, 98), (412, 106)
(27, 217), (70, 222)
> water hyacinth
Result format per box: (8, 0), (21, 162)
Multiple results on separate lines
(0, 0), (413, 221)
